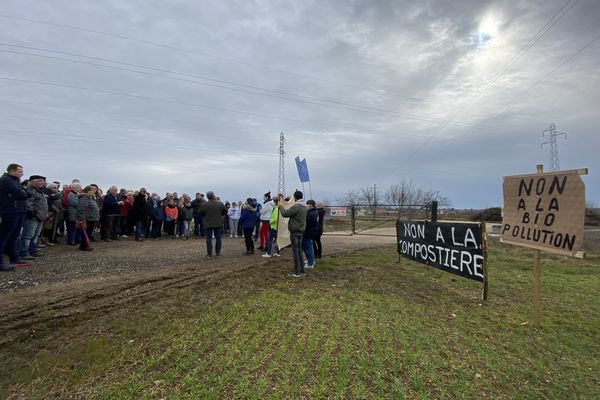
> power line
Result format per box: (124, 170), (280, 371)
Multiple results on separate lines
(0, 47), (500, 131)
(0, 78), (470, 143)
(0, 128), (273, 158)
(0, 13), (468, 108)
(480, 31), (600, 124)
(0, 113), (275, 145)
(467, 0), (579, 103)
(381, 0), (584, 182)
(0, 14), (549, 123)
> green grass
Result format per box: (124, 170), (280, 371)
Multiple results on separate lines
(1, 242), (598, 399)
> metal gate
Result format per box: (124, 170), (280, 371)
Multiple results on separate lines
(323, 203), (436, 237)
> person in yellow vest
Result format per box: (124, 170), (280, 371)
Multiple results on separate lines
(262, 197), (281, 258)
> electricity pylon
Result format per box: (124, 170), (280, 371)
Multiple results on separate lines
(542, 123), (566, 172)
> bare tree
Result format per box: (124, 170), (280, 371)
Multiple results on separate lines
(360, 186), (376, 215)
(416, 189), (451, 208)
(337, 188), (361, 207)
(384, 179), (417, 207)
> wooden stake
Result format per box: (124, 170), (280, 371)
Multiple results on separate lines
(533, 248), (542, 328)
(533, 163), (544, 328)
(481, 222), (489, 301)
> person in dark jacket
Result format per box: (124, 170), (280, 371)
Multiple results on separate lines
(0, 163), (29, 271)
(178, 195), (194, 239)
(199, 191), (227, 257)
(130, 188), (148, 241)
(100, 186), (123, 241)
(145, 193), (158, 238)
(279, 190), (308, 277)
(76, 185), (100, 251)
(42, 182), (62, 245)
(239, 198), (258, 255)
(19, 175), (49, 259)
(313, 201), (325, 259)
(150, 195), (164, 239)
(191, 192), (206, 237)
(302, 200), (319, 269)
(65, 183), (82, 245)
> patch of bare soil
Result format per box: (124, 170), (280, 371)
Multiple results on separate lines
(0, 233), (396, 344)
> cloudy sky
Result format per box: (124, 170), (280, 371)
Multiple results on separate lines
(1, 0), (598, 208)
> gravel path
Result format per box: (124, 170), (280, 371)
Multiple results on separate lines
(0, 233), (397, 343)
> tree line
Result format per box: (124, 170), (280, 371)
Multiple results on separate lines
(337, 179), (451, 211)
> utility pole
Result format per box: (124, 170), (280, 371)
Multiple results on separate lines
(542, 123), (567, 172)
(278, 132), (286, 196)
(373, 183), (377, 219)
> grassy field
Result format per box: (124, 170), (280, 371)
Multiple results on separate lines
(1, 241), (598, 399)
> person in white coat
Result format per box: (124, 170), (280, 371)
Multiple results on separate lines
(259, 192), (274, 250)
(227, 202), (241, 237)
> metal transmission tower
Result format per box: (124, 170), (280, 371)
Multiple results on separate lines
(277, 132), (286, 196)
(542, 123), (567, 172)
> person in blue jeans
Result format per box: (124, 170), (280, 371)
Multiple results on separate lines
(302, 199), (319, 269)
(65, 183), (82, 245)
(19, 175), (49, 260)
(0, 163), (30, 271)
(131, 188), (149, 241)
(279, 191), (308, 277)
(239, 198), (257, 255)
(199, 191), (227, 257)
(263, 197), (281, 258)
(191, 193), (206, 237)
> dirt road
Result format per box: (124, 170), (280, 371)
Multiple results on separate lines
(0, 233), (396, 344)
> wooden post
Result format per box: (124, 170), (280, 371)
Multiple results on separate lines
(351, 205), (356, 235)
(481, 222), (489, 301)
(533, 163), (544, 328)
(396, 219), (402, 264)
(533, 248), (542, 328)
(431, 201), (438, 223)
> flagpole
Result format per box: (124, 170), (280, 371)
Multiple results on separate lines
(308, 181), (313, 200)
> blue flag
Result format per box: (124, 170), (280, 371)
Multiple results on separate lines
(295, 156), (310, 183)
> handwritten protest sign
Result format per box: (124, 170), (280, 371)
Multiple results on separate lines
(502, 170), (585, 256)
(397, 221), (484, 282)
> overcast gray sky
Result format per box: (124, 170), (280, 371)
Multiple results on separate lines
(1, 0), (598, 208)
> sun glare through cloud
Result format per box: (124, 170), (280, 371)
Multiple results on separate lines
(472, 12), (502, 48)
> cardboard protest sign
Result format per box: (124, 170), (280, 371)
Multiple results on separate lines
(502, 170), (585, 256)
(276, 196), (294, 249)
(397, 221), (485, 282)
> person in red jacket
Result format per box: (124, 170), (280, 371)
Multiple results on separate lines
(163, 198), (179, 239)
(119, 191), (133, 238)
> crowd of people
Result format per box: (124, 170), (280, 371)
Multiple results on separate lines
(0, 163), (326, 277)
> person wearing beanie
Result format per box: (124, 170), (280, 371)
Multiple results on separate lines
(278, 190), (308, 277)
